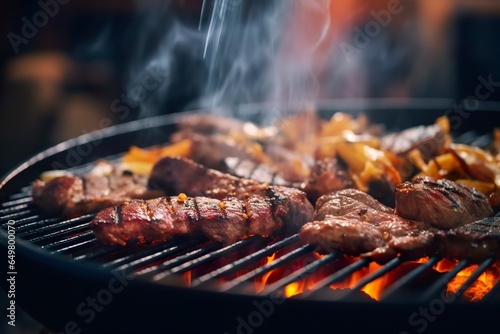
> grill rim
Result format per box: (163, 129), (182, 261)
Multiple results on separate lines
(1, 100), (500, 333)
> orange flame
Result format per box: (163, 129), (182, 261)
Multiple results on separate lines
(255, 253), (277, 293)
(253, 253), (499, 302)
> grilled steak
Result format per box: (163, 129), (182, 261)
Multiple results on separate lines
(148, 156), (314, 230)
(303, 158), (355, 204)
(300, 189), (435, 263)
(32, 161), (164, 217)
(395, 177), (493, 229)
(91, 191), (301, 246)
(188, 133), (262, 170)
(380, 122), (448, 160)
(222, 157), (297, 187)
(300, 189), (499, 263)
(434, 217), (500, 262)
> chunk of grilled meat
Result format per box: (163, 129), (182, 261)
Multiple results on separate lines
(188, 133), (262, 171)
(300, 189), (435, 263)
(380, 121), (449, 160)
(32, 162), (164, 217)
(303, 158), (355, 204)
(148, 156), (314, 231)
(222, 157), (298, 187)
(434, 216), (500, 262)
(395, 177), (493, 229)
(223, 157), (355, 205)
(300, 189), (499, 263)
(91, 192), (301, 246)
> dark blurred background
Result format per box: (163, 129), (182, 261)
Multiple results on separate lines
(1, 0), (500, 177)
(1, 1), (500, 333)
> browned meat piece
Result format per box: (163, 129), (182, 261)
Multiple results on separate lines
(32, 162), (164, 217)
(91, 191), (298, 246)
(434, 217), (500, 262)
(222, 157), (296, 187)
(148, 156), (314, 231)
(302, 158), (355, 204)
(395, 177), (493, 229)
(301, 189), (435, 263)
(188, 133), (261, 170)
(300, 188), (499, 263)
(380, 122), (449, 160)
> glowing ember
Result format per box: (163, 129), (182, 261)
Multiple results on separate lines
(182, 271), (192, 286)
(446, 261), (500, 301)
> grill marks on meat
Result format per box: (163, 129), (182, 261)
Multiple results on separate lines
(300, 188), (499, 264)
(32, 165), (164, 217)
(148, 156), (314, 231)
(380, 123), (448, 159)
(222, 157), (296, 187)
(91, 193), (290, 246)
(300, 189), (435, 263)
(434, 217), (500, 262)
(395, 177), (493, 229)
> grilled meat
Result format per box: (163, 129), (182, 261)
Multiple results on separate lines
(395, 177), (493, 229)
(32, 161), (164, 217)
(222, 157), (298, 187)
(91, 191), (302, 246)
(380, 121), (449, 160)
(148, 156), (314, 230)
(434, 216), (500, 262)
(188, 133), (262, 170)
(303, 158), (355, 204)
(301, 189), (435, 263)
(300, 188), (499, 263)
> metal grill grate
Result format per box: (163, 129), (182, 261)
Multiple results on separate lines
(0, 129), (499, 306)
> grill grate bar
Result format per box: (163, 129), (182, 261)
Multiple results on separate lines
(52, 238), (96, 254)
(260, 252), (340, 297)
(337, 257), (405, 301)
(138, 243), (222, 279)
(108, 239), (203, 271)
(191, 234), (301, 287)
(150, 237), (260, 281)
(0, 209), (33, 222)
(418, 259), (470, 303)
(41, 231), (95, 250)
(381, 256), (442, 301)
(26, 222), (91, 244)
(482, 263), (500, 302)
(73, 245), (124, 261)
(0, 203), (31, 215)
(1, 214), (48, 230)
(452, 257), (497, 301)
(7, 189), (32, 201)
(1, 197), (33, 208)
(301, 258), (372, 298)
(220, 244), (314, 293)
(18, 215), (93, 239)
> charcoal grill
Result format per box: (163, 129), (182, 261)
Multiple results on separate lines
(1, 100), (499, 334)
